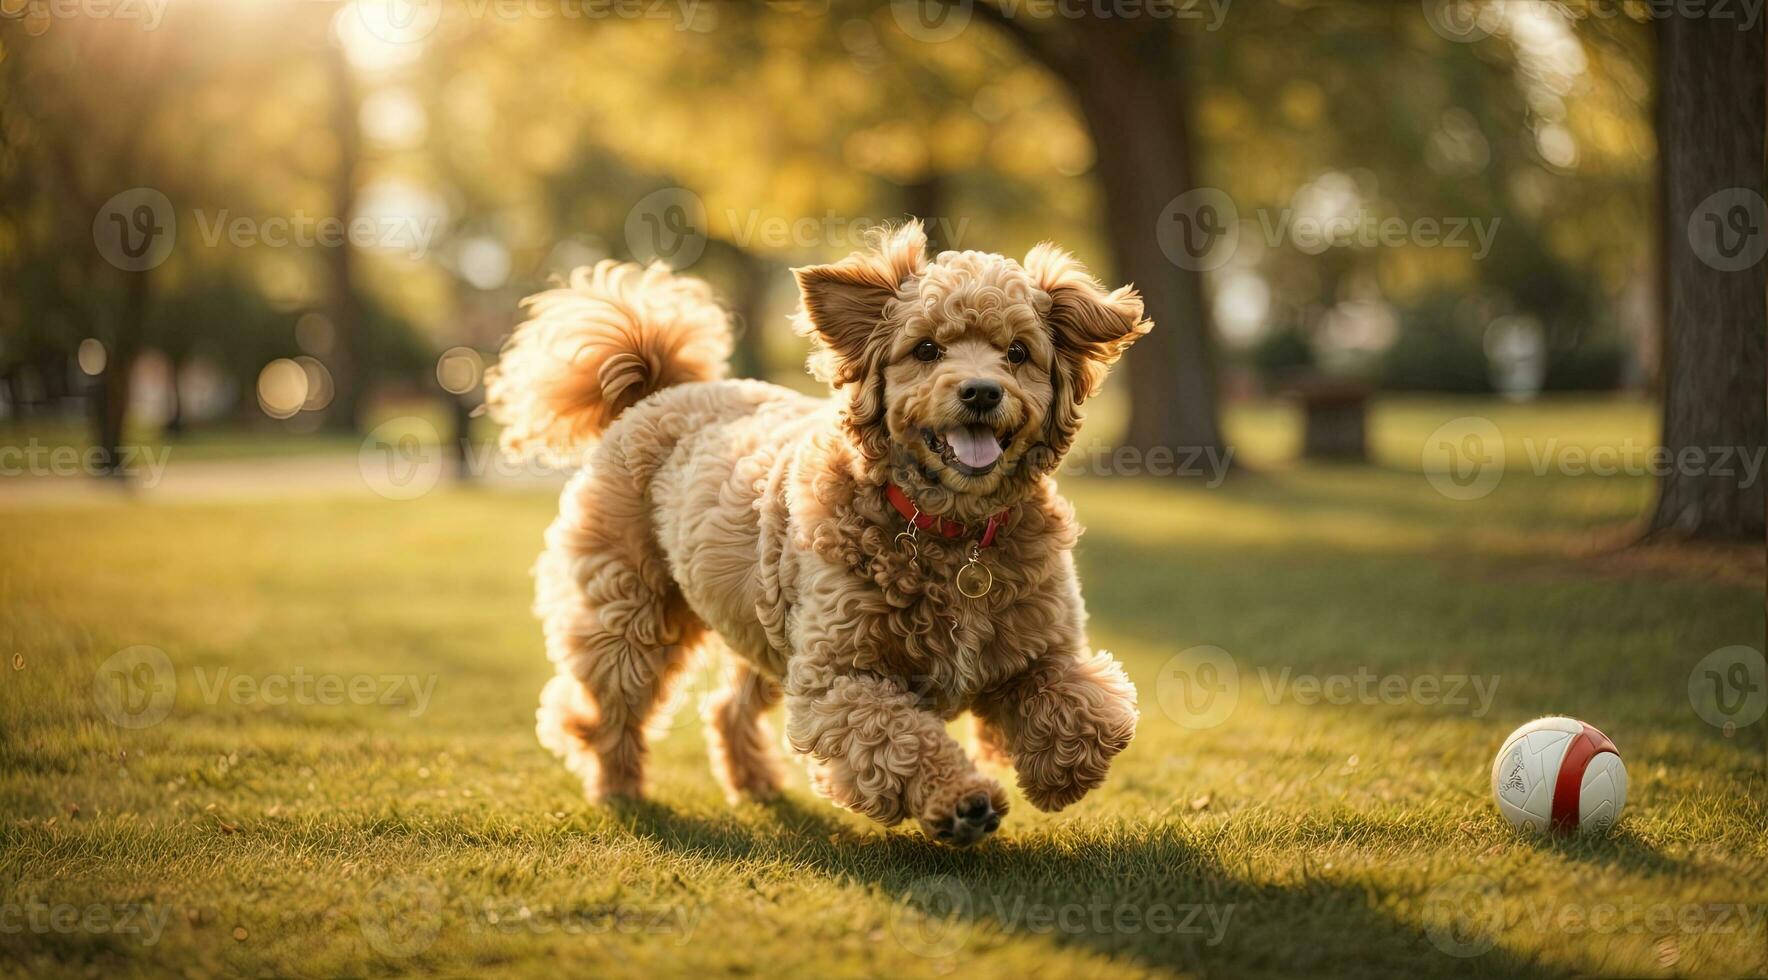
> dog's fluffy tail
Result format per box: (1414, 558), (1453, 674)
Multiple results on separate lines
(486, 261), (733, 456)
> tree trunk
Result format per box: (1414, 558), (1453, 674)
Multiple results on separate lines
(95, 270), (151, 477)
(902, 172), (947, 253)
(450, 391), (475, 481)
(1068, 25), (1225, 464)
(164, 347), (185, 437)
(323, 43), (364, 433)
(1650, 13), (1766, 539)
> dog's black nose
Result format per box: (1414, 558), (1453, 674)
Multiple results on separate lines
(958, 379), (1003, 412)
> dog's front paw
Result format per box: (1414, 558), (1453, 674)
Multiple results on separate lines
(1015, 703), (1136, 812)
(1012, 652), (1138, 813)
(917, 773), (1008, 847)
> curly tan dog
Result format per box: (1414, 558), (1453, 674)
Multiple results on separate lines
(488, 221), (1146, 846)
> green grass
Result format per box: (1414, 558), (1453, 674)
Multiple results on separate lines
(2, 398), (1764, 978)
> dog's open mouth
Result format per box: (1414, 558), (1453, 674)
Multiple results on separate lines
(923, 424), (1012, 477)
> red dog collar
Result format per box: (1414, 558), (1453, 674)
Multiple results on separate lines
(885, 483), (1007, 548)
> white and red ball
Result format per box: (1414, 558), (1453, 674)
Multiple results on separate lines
(1490, 716), (1627, 834)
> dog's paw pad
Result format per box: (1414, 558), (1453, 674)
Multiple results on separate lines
(930, 791), (1001, 847)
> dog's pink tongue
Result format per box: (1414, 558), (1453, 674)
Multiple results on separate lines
(944, 424), (1002, 469)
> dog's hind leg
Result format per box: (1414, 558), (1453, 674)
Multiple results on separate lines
(535, 466), (700, 801)
(702, 653), (785, 803)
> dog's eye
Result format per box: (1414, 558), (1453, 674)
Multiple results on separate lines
(913, 340), (942, 362)
(1007, 340), (1029, 365)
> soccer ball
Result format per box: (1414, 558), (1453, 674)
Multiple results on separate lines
(1490, 716), (1627, 834)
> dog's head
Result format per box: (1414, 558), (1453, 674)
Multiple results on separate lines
(794, 221), (1150, 519)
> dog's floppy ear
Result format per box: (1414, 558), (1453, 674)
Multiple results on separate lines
(1025, 242), (1151, 399)
(1025, 243), (1152, 456)
(793, 221), (927, 385)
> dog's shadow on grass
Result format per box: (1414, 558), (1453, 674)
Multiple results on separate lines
(604, 797), (1558, 977)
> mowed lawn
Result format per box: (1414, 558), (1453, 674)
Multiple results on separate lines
(1, 398), (1764, 978)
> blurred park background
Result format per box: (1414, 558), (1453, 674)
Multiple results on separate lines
(0, 0), (1759, 541)
(3, 4), (1767, 976)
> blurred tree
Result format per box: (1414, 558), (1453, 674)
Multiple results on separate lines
(323, 39), (367, 433)
(1649, 11), (1765, 540)
(968, 2), (1225, 463)
(440, 5), (1102, 382)
(0, 20), (179, 474)
(1, 2), (427, 459)
(1200, 2), (1651, 393)
(0, 0), (1686, 490)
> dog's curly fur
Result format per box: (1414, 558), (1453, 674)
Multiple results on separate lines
(487, 222), (1148, 845)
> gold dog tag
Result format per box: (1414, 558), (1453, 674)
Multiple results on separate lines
(955, 543), (992, 598)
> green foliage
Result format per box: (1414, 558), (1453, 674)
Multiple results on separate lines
(1379, 295), (1493, 394)
(1247, 326), (1317, 387)
(0, 2), (1663, 435)
(1542, 337), (1628, 392)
